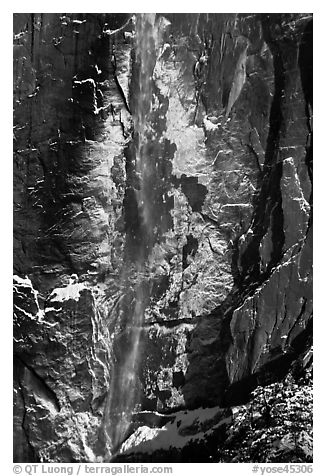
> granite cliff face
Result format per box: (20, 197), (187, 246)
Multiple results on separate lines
(13, 13), (312, 462)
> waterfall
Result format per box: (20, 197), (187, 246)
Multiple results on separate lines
(134, 13), (156, 237)
(105, 13), (160, 458)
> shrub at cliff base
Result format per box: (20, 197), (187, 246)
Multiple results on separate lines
(216, 370), (313, 463)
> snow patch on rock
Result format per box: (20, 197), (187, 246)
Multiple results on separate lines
(119, 406), (230, 455)
(203, 116), (222, 131)
(13, 274), (44, 320)
(49, 282), (87, 303)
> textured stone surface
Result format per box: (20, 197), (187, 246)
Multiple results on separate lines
(13, 13), (312, 462)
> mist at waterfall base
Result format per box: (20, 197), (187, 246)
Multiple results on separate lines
(105, 14), (168, 458)
(105, 282), (147, 457)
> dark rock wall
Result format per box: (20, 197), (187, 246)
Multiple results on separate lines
(14, 12), (133, 462)
(13, 13), (312, 462)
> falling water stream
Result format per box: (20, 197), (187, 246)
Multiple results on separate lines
(105, 14), (160, 458)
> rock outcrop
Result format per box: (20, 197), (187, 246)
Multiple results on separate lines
(13, 13), (312, 462)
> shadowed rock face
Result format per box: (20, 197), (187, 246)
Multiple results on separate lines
(13, 13), (312, 462)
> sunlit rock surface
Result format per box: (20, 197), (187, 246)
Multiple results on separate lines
(13, 13), (312, 462)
